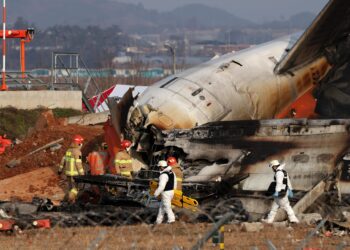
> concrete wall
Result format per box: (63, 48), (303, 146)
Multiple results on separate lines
(0, 91), (82, 110)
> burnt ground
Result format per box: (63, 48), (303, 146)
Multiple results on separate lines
(0, 111), (349, 249)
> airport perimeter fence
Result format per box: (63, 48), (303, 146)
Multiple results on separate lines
(0, 195), (349, 249)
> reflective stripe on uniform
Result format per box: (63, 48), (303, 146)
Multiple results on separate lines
(121, 171), (131, 177)
(176, 177), (183, 182)
(65, 170), (79, 176)
(70, 188), (78, 195)
(64, 151), (82, 176)
(114, 159), (132, 164)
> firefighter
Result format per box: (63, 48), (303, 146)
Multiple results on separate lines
(87, 142), (109, 175)
(154, 160), (177, 224)
(114, 140), (133, 178)
(167, 156), (183, 194)
(58, 134), (85, 203)
(262, 160), (299, 224)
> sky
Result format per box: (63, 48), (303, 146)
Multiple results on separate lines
(111, 0), (329, 22)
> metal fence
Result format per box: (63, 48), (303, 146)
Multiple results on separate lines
(0, 196), (349, 249)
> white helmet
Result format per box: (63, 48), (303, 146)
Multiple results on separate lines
(343, 152), (350, 161)
(269, 159), (280, 168)
(158, 160), (168, 168)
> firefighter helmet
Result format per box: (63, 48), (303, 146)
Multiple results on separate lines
(167, 156), (177, 166)
(72, 134), (84, 144)
(158, 160), (168, 168)
(121, 140), (132, 150)
(343, 152), (350, 161)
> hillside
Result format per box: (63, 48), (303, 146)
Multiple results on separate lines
(8, 0), (313, 32)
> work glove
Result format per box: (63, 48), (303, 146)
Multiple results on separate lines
(273, 191), (279, 197)
(288, 189), (294, 198)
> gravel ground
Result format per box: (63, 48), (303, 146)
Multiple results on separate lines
(0, 223), (349, 250)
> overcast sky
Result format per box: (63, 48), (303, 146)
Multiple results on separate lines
(111, 0), (328, 22)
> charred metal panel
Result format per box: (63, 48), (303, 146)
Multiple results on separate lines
(163, 119), (350, 192)
(314, 35), (350, 118)
(276, 0), (350, 73)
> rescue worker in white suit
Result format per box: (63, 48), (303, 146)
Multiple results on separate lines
(262, 160), (299, 224)
(154, 160), (177, 224)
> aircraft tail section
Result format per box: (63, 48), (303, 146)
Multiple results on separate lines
(275, 0), (350, 74)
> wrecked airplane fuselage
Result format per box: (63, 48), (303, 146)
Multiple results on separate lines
(160, 119), (350, 193)
(126, 35), (329, 136)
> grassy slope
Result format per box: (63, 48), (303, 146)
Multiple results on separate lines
(0, 108), (82, 139)
(0, 108), (42, 139)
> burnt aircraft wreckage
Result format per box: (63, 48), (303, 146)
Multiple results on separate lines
(77, 0), (350, 220)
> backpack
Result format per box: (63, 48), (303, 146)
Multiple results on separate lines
(265, 170), (288, 197)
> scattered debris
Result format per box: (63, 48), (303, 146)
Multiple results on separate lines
(50, 143), (62, 152)
(0, 135), (12, 155)
(298, 213), (323, 225)
(0, 219), (16, 231)
(324, 231), (333, 237)
(241, 222), (264, 232)
(32, 219), (51, 229)
(6, 138), (64, 168)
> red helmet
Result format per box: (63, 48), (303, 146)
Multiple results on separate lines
(167, 156), (177, 166)
(72, 134), (84, 144)
(121, 140), (132, 150)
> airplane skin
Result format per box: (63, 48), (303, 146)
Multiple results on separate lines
(127, 36), (329, 133)
(125, 0), (350, 137)
(106, 0), (350, 199)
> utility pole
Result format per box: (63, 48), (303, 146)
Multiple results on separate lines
(164, 42), (176, 75)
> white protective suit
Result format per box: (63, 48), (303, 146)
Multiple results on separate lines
(154, 166), (177, 224)
(265, 164), (299, 223)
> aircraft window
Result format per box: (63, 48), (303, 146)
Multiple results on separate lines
(316, 154), (333, 163)
(160, 77), (178, 88)
(292, 153), (309, 163)
(192, 88), (203, 96)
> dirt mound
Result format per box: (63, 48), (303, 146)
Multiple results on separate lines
(0, 123), (104, 180)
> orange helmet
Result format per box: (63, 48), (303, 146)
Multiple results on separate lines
(167, 156), (177, 166)
(121, 140), (132, 150)
(72, 134), (84, 144)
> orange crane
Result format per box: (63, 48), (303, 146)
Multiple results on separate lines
(0, 28), (34, 81)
